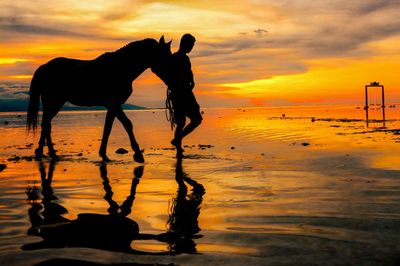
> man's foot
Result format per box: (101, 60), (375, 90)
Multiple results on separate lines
(100, 153), (111, 162)
(171, 138), (179, 147)
(133, 152), (145, 163)
(49, 151), (59, 161)
(171, 138), (184, 152)
(34, 148), (43, 161)
(176, 148), (184, 158)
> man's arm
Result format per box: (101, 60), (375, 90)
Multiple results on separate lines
(189, 70), (195, 90)
(187, 58), (195, 90)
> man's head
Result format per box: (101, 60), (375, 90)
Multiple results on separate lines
(179, 34), (196, 54)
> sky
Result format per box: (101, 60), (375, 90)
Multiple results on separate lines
(1, 0), (400, 108)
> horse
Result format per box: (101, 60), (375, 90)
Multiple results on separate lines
(26, 36), (172, 163)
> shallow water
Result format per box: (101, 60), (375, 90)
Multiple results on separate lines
(0, 105), (400, 265)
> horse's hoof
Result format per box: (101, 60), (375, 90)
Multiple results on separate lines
(134, 166), (144, 178)
(133, 152), (144, 163)
(34, 149), (43, 161)
(49, 153), (60, 161)
(100, 154), (111, 162)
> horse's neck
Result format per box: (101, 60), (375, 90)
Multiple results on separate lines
(97, 51), (150, 81)
(128, 64), (148, 82)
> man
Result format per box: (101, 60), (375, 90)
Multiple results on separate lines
(168, 34), (202, 154)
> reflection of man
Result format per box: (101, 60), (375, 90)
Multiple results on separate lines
(168, 34), (203, 154)
(165, 157), (205, 253)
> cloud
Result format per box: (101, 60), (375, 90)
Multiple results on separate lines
(254, 28), (268, 37)
(0, 16), (128, 42)
(0, 82), (30, 100)
(199, 12), (400, 59)
(338, 0), (400, 15)
(2, 1), (398, 59)
(0, 61), (37, 77)
(0, 17), (89, 37)
(185, 0), (400, 87)
(191, 33), (309, 84)
(266, 1), (400, 55)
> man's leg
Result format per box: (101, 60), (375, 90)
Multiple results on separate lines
(180, 109), (202, 139)
(180, 117), (202, 139)
(171, 114), (186, 153)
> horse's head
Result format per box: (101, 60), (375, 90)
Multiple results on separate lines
(150, 36), (172, 85)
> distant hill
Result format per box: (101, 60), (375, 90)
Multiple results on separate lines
(0, 99), (146, 112)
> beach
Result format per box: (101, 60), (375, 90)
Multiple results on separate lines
(1, 105), (400, 265)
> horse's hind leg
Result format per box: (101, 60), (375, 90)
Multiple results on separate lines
(99, 109), (116, 161)
(35, 128), (47, 159)
(115, 107), (144, 163)
(35, 102), (63, 160)
(35, 113), (54, 159)
(44, 114), (57, 159)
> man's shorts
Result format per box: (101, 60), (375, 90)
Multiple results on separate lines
(172, 91), (202, 124)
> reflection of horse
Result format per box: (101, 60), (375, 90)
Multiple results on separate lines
(24, 161), (147, 253)
(26, 37), (172, 163)
(26, 160), (69, 236)
(23, 158), (205, 255)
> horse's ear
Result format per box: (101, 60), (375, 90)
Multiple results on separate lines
(159, 36), (165, 44)
(167, 40), (172, 46)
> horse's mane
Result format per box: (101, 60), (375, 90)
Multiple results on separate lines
(116, 38), (157, 53)
(96, 38), (158, 61)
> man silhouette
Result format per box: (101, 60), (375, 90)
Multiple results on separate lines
(168, 34), (202, 154)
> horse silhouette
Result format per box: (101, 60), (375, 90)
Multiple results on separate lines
(26, 36), (172, 163)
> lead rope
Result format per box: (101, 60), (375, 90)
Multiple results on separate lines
(166, 88), (175, 130)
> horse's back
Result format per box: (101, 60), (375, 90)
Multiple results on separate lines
(35, 57), (90, 83)
(33, 57), (88, 101)
(47, 57), (88, 65)
(34, 57), (132, 107)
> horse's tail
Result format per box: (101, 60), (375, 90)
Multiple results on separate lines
(26, 67), (42, 133)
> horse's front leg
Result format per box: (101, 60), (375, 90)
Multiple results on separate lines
(99, 109), (116, 161)
(115, 108), (144, 163)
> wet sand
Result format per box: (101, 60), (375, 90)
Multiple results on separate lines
(1, 106), (400, 265)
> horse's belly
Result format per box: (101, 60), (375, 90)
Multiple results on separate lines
(66, 85), (132, 107)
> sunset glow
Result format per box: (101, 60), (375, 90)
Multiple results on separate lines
(1, 0), (399, 107)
